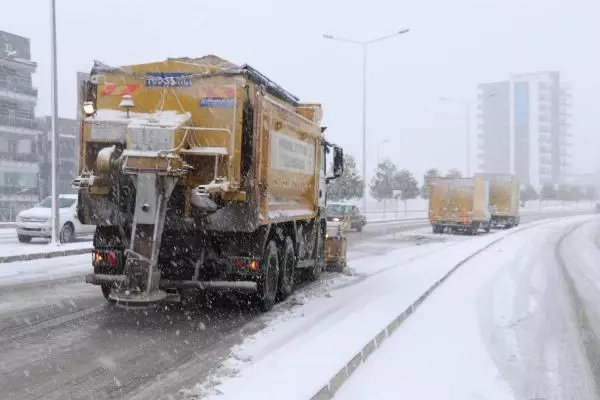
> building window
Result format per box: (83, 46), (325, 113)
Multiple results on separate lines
(1, 171), (37, 188)
(17, 139), (31, 154)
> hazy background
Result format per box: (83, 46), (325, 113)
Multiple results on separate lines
(1, 0), (598, 180)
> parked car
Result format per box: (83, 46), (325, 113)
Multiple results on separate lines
(16, 194), (96, 243)
(326, 203), (367, 232)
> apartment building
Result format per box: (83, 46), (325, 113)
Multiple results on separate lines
(0, 30), (40, 221)
(477, 71), (572, 189)
(37, 116), (79, 198)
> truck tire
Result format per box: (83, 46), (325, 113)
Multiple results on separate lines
(256, 240), (279, 312)
(356, 222), (363, 232)
(308, 224), (325, 282)
(101, 284), (116, 304)
(468, 223), (479, 236)
(277, 236), (295, 301)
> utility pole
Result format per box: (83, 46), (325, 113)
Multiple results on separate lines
(323, 29), (410, 213)
(50, 0), (60, 244)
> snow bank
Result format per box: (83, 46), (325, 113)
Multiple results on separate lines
(0, 254), (91, 287)
(335, 215), (596, 400)
(0, 241), (92, 259)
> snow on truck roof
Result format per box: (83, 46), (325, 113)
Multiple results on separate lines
(90, 55), (301, 106)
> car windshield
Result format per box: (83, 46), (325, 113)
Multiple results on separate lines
(327, 204), (350, 214)
(37, 197), (76, 208)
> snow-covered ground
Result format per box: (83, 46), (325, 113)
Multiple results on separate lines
(0, 211), (596, 399)
(0, 254), (90, 287)
(334, 215), (598, 400)
(180, 215), (596, 400)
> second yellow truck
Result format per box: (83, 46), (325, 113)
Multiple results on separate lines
(428, 176), (492, 235)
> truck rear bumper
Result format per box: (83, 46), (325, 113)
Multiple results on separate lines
(430, 221), (475, 227)
(85, 273), (258, 292)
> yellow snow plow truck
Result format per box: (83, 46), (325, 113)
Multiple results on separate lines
(428, 176), (491, 235)
(476, 173), (520, 229)
(75, 55), (344, 311)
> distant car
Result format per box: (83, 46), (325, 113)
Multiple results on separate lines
(16, 194), (96, 243)
(326, 203), (367, 232)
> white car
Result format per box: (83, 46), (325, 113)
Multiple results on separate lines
(16, 194), (96, 243)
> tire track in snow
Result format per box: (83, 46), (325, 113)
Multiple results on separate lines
(478, 218), (599, 400)
(554, 220), (600, 399)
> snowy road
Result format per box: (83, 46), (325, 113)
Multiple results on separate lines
(335, 215), (600, 400)
(0, 211), (593, 400)
(0, 218), (440, 400)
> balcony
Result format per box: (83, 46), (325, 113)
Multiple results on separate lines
(0, 185), (39, 196)
(0, 151), (38, 163)
(0, 81), (37, 104)
(0, 115), (40, 136)
(0, 56), (37, 74)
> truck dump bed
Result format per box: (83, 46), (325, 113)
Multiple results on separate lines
(475, 173), (520, 228)
(476, 173), (519, 217)
(77, 55), (324, 232)
(428, 176), (490, 232)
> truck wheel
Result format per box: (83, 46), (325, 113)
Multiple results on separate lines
(101, 285), (116, 305)
(277, 236), (295, 301)
(17, 235), (32, 243)
(308, 224), (325, 281)
(356, 223), (363, 232)
(256, 240), (279, 312)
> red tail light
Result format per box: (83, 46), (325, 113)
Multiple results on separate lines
(107, 251), (117, 267)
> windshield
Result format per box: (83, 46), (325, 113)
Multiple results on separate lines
(327, 204), (350, 214)
(37, 197), (76, 208)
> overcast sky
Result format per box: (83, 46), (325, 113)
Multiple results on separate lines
(1, 0), (598, 180)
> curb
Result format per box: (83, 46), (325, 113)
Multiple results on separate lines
(0, 247), (92, 264)
(309, 218), (557, 400)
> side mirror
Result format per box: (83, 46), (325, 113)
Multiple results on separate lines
(333, 146), (344, 178)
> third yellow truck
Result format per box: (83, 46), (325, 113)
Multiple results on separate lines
(475, 173), (520, 229)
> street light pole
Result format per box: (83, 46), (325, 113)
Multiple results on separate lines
(50, 0), (60, 244)
(361, 44), (367, 211)
(323, 29), (409, 214)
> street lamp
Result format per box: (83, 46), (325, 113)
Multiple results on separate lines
(50, 0), (60, 244)
(323, 29), (410, 213)
(439, 92), (496, 177)
(377, 138), (391, 163)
